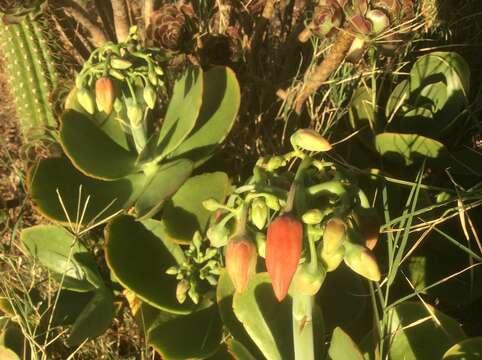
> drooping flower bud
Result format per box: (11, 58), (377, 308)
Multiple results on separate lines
(143, 84), (157, 110)
(322, 217), (346, 254)
(351, 208), (380, 250)
(95, 77), (115, 115)
(225, 234), (257, 293)
(207, 222), (230, 248)
(110, 57), (133, 70)
(319, 243), (345, 271)
(77, 87), (95, 114)
(344, 242), (381, 281)
(266, 215), (303, 301)
(251, 198), (268, 230)
(176, 279), (190, 303)
(293, 262), (326, 295)
(290, 129), (332, 152)
(302, 209), (324, 225)
(126, 99), (143, 125)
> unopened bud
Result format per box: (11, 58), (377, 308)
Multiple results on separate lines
(176, 279), (190, 303)
(255, 232), (266, 258)
(302, 209), (324, 224)
(95, 77), (115, 115)
(266, 215), (303, 301)
(251, 198), (268, 230)
(322, 217), (346, 254)
(225, 234), (258, 293)
(319, 243), (345, 271)
(344, 242), (381, 281)
(290, 129), (332, 152)
(143, 85), (157, 109)
(264, 195), (281, 211)
(110, 57), (133, 69)
(126, 100), (143, 125)
(351, 208), (380, 250)
(207, 222), (230, 248)
(77, 87), (95, 114)
(293, 263), (326, 295)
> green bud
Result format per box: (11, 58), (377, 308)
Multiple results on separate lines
(207, 222), (230, 248)
(266, 156), (286, 171)
(188, 284), (199, 304)
(143, 85), (157, 109)
(176, 279), (190, 303)
(344, 242), (381, 281)
(291, 128), (332, 152)
(192, 231), (203, 250)
(322, 217), (346, 254)
(110, 57), (133, 69)
(251, 198), (268, 230)
(302, 209), (324, 224)
(165, 266), (178, 275)
(148, 69), (158, 86)
(126, 99), (143, 125)
(109, 68), (125, 80)
(293, 262), (326, 295)
(264, 194), (281, 211)
(154, 66), (164, 75)
(255, 232), (266, 258)
(319, 244), (344, 272)
(206, 275), (218, 286)
(203, 198), (222, 211)
(113, 98), (123, 113)
(77, 87), (95, 114)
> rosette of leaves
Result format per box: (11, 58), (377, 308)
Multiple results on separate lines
(28, 46), (240, 224)
(0, 0), (45, 24)
(349, 51), (470, 166)
(146, 3), (198, 54)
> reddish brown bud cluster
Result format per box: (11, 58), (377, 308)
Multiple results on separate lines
(265, 215), (303, 301)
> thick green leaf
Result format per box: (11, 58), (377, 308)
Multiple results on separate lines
(157, 67), (203, 158)
(148, 305), (223, 359)
(328, 327), (364, 360)
(28, 157), (145, 224)
(386, 80), (410, 119)
(443, 337), (482, 359)
(417, 82), (448, 112)
(232, 273), (293, 360)
(410, 52), (470, 104)
(387, 302), (466, 360)
(60, 110), (138, 180)
(135, 159), (193, 219)
(0, 323), (24, 359)
(375, 132), (447, 165)
(105, 215), (193, 314)
(162, 172), (230, 244)
(227, 339), (256, 360)
(65, 87), (131, 150)
(42, 290), (94, 327)
(349, 86), (376, 129)
(67, 287), (115, 346)
(21, 225), (102, 292)
(216, 271), (263, 358)
(170, 66), (240, 166)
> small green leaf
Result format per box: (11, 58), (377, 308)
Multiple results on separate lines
(60, 110), (137, 180)
(105, 215), (193, 314)
(148, 305), (223, 359)
(156, 67), (203, 157)
(232, 273), (293, 360)
(387, 302), (466, 360)
(28, 157), (145, 224)
(162, 172), (230, 244)
(375, 132), (447, 165)
(135, 159), (193, 219)
(67, 287), (115, 346)
(21, 225), (101, 292)
(443, 337), (482, 359)
(170, 66), (241, 166)
(328, 327), (364, 360)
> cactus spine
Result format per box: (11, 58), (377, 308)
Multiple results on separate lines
(0, 14), (58, 139)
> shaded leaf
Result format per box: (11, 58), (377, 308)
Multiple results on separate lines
(328, 327), (364, 360)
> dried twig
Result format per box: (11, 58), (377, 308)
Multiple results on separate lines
(111, 0), (131, 42)
(63, 3), (108, 47)
(293, 29), (354, 114)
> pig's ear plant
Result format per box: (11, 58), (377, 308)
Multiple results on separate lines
(27, 30), (240, 224)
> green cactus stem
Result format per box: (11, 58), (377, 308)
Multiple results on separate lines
(0, 14), (58, 139)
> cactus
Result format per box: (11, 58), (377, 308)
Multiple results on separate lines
(0, 14), (58, 140)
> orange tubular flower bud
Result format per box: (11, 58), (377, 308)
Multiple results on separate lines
(266, 215), (303, 301)
(225, 234), (257, 293)
(95, 77), (115, 115)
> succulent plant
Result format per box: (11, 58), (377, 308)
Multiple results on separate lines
(28, 34), (240, 224)
(146, 3), (198, 53)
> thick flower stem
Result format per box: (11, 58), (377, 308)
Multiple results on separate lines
(292, 293), (315, 360)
